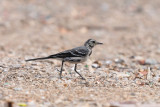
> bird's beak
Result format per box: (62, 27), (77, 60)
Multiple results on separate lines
(96, 42), (103, 45)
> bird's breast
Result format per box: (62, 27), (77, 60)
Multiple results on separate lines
(89, 50), (92, 56)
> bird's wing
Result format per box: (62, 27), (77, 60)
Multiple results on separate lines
(48, 46), (89, 58)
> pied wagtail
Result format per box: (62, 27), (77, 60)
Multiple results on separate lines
(26, 39), (103, 80)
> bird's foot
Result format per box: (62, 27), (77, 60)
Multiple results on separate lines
(80, 77), (86, 80)
(56, 68), (60, 72)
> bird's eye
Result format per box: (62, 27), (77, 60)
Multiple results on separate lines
(92, 41), (95, 43)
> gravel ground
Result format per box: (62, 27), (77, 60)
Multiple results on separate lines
(0, 0), (160, 107)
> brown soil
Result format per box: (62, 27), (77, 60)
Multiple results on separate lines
(0, 0), (160, 107)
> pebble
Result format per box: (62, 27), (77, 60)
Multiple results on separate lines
(132, 56), (157, 65)
(115, 72), (130, 78)
(132, 56), (145, 65)
(14, 87), (23, 91)
(92, 64), (99, 68)
(114, 58), (125, 64)
(105, 60), (112, 65)
(145, 59), (157, 65)
(4, 83), (9, 86)
(3, 68), (9, 72)
(147, 67), (152, 80)
(18, 103), (27, 107)
(12, 64), (22, 69)
(28, 101), (37, 107)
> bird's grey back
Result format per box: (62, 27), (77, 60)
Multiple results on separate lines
(49, 46), (91, 58)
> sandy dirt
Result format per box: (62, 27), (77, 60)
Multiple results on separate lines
(0, 0), (160, 107)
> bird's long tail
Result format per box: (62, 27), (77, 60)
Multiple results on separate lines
(25, 56), (50, 62)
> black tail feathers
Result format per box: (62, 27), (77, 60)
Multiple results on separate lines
(25, 56), (50, 62)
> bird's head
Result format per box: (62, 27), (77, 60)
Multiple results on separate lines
(84, 39), (103, 48)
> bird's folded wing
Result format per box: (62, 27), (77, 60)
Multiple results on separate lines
(48, 46), (89, 58)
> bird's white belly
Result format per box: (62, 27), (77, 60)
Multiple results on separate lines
(65, 56), (89, 64)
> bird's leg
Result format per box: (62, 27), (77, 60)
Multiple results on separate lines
(59, 60), (64, 79)
(74, 64), (85, 80)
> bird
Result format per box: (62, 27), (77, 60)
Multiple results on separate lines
(26, 39), (103, 80)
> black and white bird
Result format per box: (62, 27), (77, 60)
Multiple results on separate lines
(26, 39), (103, 80)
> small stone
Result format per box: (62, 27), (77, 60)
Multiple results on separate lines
(3, 68), (9, 72)
(105, 60), (112, 65)
(92, 64), (99, 68)
(139, 71), (148, 76)
(18, 103), (27, 106)
(25, 91), (29, 94)
(0, 94), (3, 99)
(132, 56), (145, 65)
(28, 101), (36, 107)
(13, 64), (21, 69)
(14, 87), (22, 91)
(158, 78), (160, 82)
(145, 59), (157, 65)
(63, 83), (68, 87)
(117, 73), (130, 78)
(114, 58), (125, 64)
(41, 96), (45, 99)
(4, 83), (9, 86)
(138, 60), (145, 65)
(147, 67), (152, 80)
(130, 92), (136, 96)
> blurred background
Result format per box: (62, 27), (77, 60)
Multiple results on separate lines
(1, 0), (160, 106)
(0, 0), (160, 60)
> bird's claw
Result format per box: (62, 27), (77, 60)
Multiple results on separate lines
(81, 77), (86, 80)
